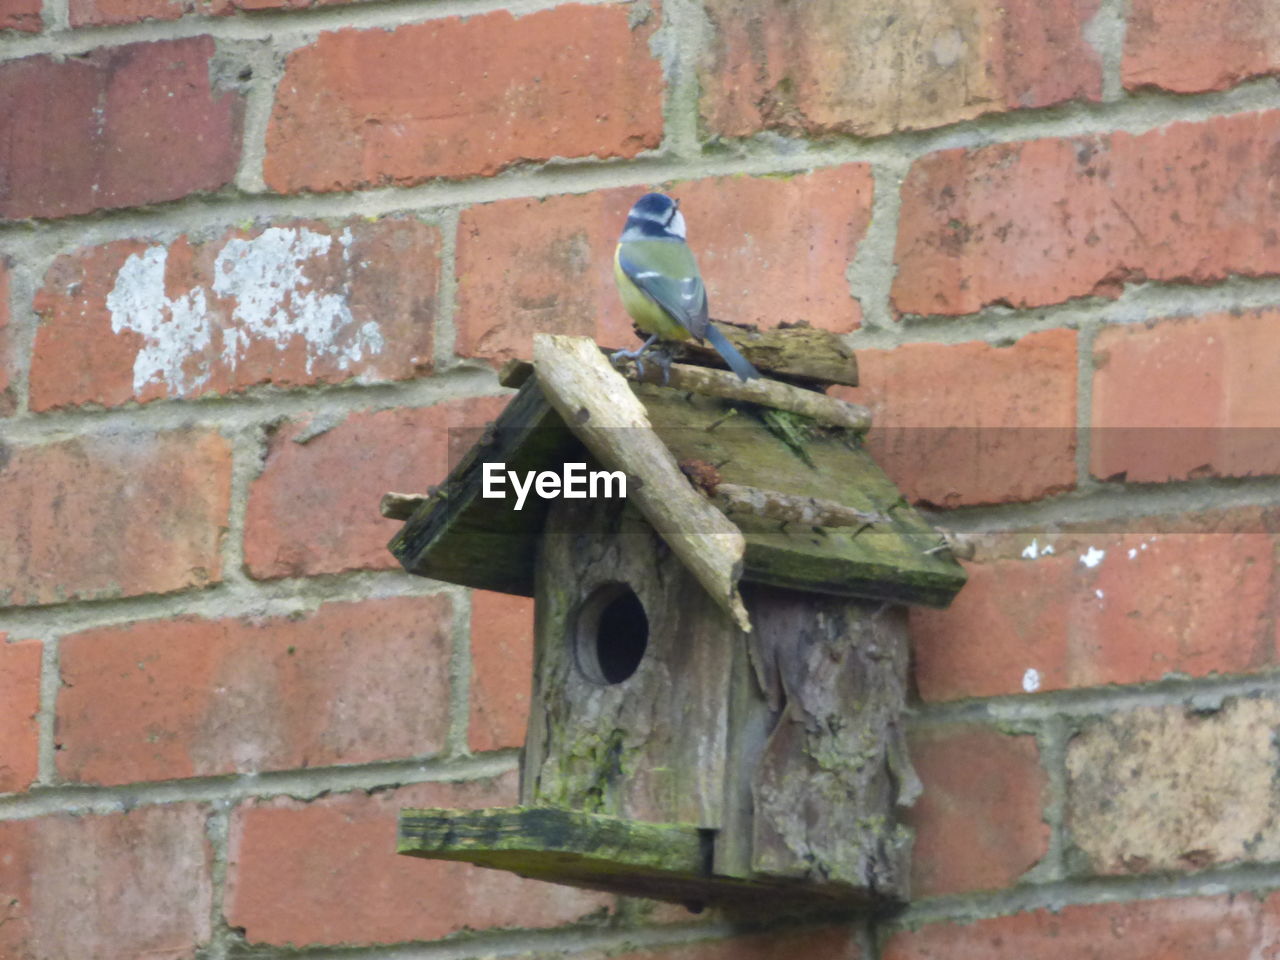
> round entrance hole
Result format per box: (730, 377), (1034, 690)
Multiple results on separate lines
(574, 583), (649, 685)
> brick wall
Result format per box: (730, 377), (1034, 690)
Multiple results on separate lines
(2, 0), (1279, 957)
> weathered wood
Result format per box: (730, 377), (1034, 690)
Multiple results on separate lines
(636, 382), (967, 607)
(387, 380), (579, 595)
(712, 483), (889, 528)
(399, 806), (706, 872)
(746, 588), (915, 901)
(533, 333), (751, 632)
(389, 364), (966, 607)
(713, 589), (777, 883)
(398, 806), (856, 906)
(620, 360), (871, 431)
(524, 496), (735, 828)
(380, 491), (426, 520)
(675, 321), (859, 387)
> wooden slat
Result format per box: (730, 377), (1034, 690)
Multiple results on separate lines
(533, 334), (751, 632)
(390, 361), (965, 607)
(524, 496), (733, 830)
(397, 806), (875, 906)
(386, 381), (578, 595)
(675, 321), (858, 387)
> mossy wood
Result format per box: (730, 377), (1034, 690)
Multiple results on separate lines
(389, 378), (964, 607)
(532, 334), (750, 632)
(524, 497), (734, 828)
(514, 495), (917, 903)
(497, 322), (858, 390)
(389, 331), (964, 910)
(386, 383), (578, 595)
(397, 807), (847, 905)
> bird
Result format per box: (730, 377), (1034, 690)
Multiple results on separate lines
(611, 192), (761, 382)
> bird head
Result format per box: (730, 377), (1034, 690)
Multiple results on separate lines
(624, 192), (686, 240)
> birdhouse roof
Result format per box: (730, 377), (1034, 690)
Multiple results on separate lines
(388, 329), (965, 609)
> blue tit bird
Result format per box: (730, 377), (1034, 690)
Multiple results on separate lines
(611, 192), (761, 381)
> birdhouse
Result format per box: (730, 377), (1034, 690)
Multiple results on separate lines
(385, 326), (966, 911)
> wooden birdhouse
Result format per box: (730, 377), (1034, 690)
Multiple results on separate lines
(385, 326), (966, 911)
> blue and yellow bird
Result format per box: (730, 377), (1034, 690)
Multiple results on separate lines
(612, 193), (760, 381)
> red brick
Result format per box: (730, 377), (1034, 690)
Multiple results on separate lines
(904, 725), (1048, 897)
(835, 329), (1077, 507)
(1092, 310), (1280, 482)
(912, 520), (1279, 701)
(893, 111), (1280, 316)
(69, 0), (230, 25)
(0, 429), (230, 607)
(580, 928), (862, 960)
(264, 6), (662, 194)
(0, 261), (13, 416)
(226, 774), (610, 947)
(469, 591), (533, 752)
(244, 396), (506, 580)
(883, 893), (1270, 960)
(0, 38), (242, 220)
(32, 218), (437, 411)
(57, 596), (452, 785)
(700, 0), (1101, 140)
(1124, 0), (1280, 93)
(912, 557), (1074, 700)
(0, 804), (212, 960)
(0, 636), (41, 793)
(0, 0), (39, 31)
(456, 167), (875, 365)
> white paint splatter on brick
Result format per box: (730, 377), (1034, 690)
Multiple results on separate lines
(1022, 668), (1041, 693)
(212, 227), (384, 375)
(1080, 546), (1106, 568)
(1022, 539), (1056, 559)
(106, 227), (385, 397)
(107, 246), (212, 395)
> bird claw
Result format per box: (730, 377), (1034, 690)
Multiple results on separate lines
(610, 334), (661, 379)
(651, 346), (674, 385)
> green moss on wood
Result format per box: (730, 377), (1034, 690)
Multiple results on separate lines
(389, 375), (965, 607)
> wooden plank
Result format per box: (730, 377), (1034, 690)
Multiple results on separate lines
(399, 806), (707, 872)
(673, 321), (859, 387)
(635, 383), (967, 607)
(712, 585), (776, 882)
(746, 588), (915, 902)
(533, 333), (750, 632)
(398, 806), (855, 906)
(622, 360), (871, 430)
(387, 380), (578, 595)
(504, 323), (858, 390)
(523, 496), (734, 829)
(389, 356), (965, 607)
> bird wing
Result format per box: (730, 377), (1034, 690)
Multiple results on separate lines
(617, 241), (710, 339)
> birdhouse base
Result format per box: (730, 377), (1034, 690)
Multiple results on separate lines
(398, 806), (881, 909)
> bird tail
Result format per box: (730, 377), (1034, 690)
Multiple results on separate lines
(704, 324), (761, 381)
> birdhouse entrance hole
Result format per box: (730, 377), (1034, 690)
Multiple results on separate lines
(574, 582), (649, 685)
